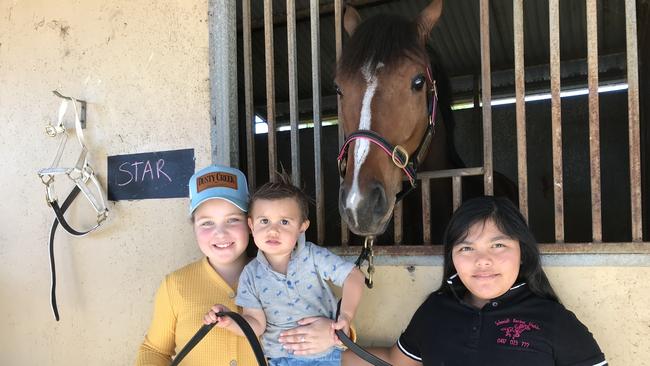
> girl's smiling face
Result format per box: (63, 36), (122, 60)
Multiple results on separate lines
(193, 199), (249, 267)
(451, 219), (521, 309)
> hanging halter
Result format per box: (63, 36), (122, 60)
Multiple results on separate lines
(337, 66), (438, 203)
(37, 91), (109, 321)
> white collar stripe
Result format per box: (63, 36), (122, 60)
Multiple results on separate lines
(397, 338), (422, 361)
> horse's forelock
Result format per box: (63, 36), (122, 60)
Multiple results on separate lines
(338, 14), (429, 78)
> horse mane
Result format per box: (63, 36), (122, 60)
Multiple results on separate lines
(338, 12), (466, 170)
(338, 14), (428, 77)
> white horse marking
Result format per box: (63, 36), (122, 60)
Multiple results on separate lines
(345, 63), (384, 224)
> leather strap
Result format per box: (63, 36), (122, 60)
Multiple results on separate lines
(50, 195), (97, 237)
(170, 312), (267, 366)
(49, 185), (83, 321)
(335, 300), (392, 366)
(335, 329), (392, 366)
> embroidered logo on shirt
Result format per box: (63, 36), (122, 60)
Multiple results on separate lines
(495, 318), (540, 349)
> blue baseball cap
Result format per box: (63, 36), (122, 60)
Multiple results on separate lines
(188, 165), (249, 215)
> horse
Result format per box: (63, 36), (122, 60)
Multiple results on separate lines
(336, 0), (517, 244)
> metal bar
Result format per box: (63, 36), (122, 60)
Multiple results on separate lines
(549, 0), (564, 242)
(242, 0), (393, 31)
(415, 167), (484, 180)
(480, 0), (493, 195)
(394, 201), (403, 245)
(287, 0), (301, 186)
(422, 178), (431, 244)
(625, 0), (643, 241)
(311, 0), (325, 244)
(335, 0), (348, 246)
(331, 243), (650, 256)
(243, 0), (256, 188)
(513, 0), (528, 220)
(587, 0), (602, 242)
(209, 0), (238, 166)
(264, 0), (277, 181)
(452, 176), (462, 211)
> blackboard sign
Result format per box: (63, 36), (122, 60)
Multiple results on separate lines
(107, 148), (195, 201)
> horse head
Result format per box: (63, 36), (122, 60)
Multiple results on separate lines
(336, 0), (443, 237)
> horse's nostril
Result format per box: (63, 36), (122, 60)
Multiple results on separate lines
(369, 183), (387, 215)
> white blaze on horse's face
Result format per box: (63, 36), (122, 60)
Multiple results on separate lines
(345, 62), (384, 225)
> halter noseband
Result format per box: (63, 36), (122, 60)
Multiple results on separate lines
(337, 66), (438, 201)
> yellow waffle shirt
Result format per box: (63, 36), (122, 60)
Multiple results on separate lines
(135, 257), (257, 366)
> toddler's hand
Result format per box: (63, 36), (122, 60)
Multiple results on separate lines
(331, 314), (351, 345)
(203, 304), (233, 328)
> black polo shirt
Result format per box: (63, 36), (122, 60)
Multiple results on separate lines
(397, 283), (607, 366)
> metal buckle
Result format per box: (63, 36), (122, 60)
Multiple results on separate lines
(338, 155), (348, 178)
(45, 122), (65, 137)
(45, 183), (57, 205)
(363, 236), (375, 288)
(40, 174), (54, 186)
(97, 210), (109, 224)
(67, 167), (84, 181)
(392, 145), (409, 169)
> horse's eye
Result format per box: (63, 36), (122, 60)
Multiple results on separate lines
(334, 83), (343, 97)
(411, 75), (426, 91)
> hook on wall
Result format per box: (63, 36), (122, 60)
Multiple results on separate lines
(52, 90), (87, 129)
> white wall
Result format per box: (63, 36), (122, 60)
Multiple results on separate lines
(0, 1), (211, 364)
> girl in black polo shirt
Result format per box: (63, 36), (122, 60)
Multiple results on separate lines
(344, 196), (607, 366)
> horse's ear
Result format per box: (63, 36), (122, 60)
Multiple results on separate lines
(344, 6), (361, 36)
(417, 0), (443, 43)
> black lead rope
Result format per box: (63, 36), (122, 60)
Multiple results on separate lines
(335, 301), (392, 366)
(334, 329), (391, 366)
(170, 307), (391, 366)
(49, 185), (83, 321)
(170, 312), (267, 366)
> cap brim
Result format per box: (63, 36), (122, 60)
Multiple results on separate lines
(190, 196), (248, 215)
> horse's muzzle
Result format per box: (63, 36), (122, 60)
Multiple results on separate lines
(339, 181), (391, 236)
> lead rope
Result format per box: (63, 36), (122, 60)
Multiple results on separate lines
(170, 312), (267, 366)
(334, 303), (392, 366)
(332, 235), (393, 366)
(354, 236), (376, 288)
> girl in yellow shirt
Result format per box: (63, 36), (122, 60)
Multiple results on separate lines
(135, 165), (336, 366)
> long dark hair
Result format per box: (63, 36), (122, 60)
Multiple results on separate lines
(437, 196), (559, 303)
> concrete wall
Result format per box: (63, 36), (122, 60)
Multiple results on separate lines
(0, 1), (648, 365)
(0, 1), (211, 364)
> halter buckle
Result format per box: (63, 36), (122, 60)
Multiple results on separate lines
(45, 183), (57, 205)
(45, 123), (65, 137)
(97, 210), (109, 224)
(40, 173), (54, 186)
(391, 145), (409, 169)
(362, 236), (375, 288)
